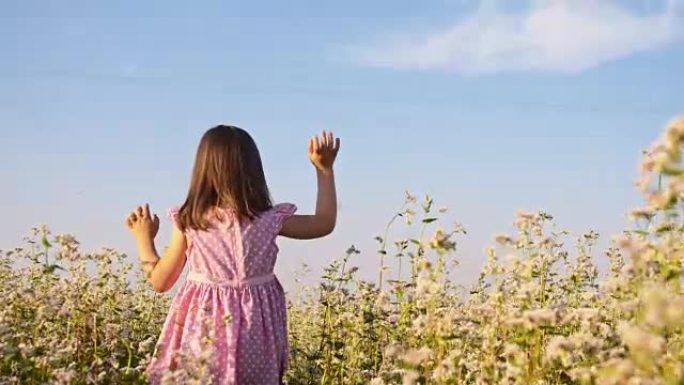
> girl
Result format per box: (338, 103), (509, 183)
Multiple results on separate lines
(125, 125), (340, 385)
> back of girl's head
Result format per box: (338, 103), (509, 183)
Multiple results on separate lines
(178, 125), (272, 231)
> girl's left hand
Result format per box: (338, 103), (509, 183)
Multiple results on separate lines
(126, 204), (160, 241)
(308, 130), (340, 173)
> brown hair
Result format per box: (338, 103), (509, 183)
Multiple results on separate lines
(177, 125), (273, 231)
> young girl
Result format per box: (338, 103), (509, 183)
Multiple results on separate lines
(125, 125), (340, 385)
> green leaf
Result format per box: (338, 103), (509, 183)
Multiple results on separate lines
(43, 264), (64, 274)
(661, 164), (684, 176)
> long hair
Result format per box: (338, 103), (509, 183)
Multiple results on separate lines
(177, 125), (273, 231)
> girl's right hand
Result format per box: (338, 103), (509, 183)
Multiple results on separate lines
(125, 204), (160, 241)
(308, 130), (340, 173)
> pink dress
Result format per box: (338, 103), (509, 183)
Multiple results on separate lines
(146, 203), (296, 385)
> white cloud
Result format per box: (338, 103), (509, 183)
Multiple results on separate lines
(352, 0), (684, 74)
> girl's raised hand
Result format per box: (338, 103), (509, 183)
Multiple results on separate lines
(308, 130), (340, 173)
(125, 204), (160, 241)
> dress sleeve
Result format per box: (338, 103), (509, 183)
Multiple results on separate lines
(272, 203), (297, 231)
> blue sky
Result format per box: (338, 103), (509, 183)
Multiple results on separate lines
(2, 0), (683, 290)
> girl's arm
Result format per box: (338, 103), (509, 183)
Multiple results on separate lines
(280, 131), (340, 240)
(126, 204), (187, 293)
(280, 169), (337, 239)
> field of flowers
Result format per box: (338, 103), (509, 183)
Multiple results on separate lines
(2, 117), (684, 385)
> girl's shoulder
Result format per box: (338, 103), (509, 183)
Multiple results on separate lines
(259, 203), (297, 231)
(270, 202), (297, 218)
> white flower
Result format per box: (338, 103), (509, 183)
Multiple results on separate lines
(503, 343), (522, 358)
(384, 344), (402, 358)
(415, 276), (431, 298)
(596, 358), (635, 385)
(576, 307), (599, 321)
(495, 234), (514, 245)
(402, 347), (432, 366)
(568, 367), (593, 383)
(52, 368), (77, 385)
(374, 292), (390, 311)
(545, 336), (575, 365)
(415, 258), (432, 272)
(402, 370), (420, 385)
(628, 207), (656, 221)
(522, 308), (558, 328)
(617, 322), (664, 356)
(433, 356), (455, 380)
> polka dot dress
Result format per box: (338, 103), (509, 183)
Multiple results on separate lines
(146, 203), (296, 385)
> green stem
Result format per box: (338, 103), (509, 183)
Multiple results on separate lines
(92, 314), (98, 359)
(379, 212), (402, 291)
(125, 342), (132, 374)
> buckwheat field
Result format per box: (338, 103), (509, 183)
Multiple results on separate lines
(3, 118), (684, 385)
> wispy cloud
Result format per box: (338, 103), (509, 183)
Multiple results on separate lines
(351, 0), (683, 74)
